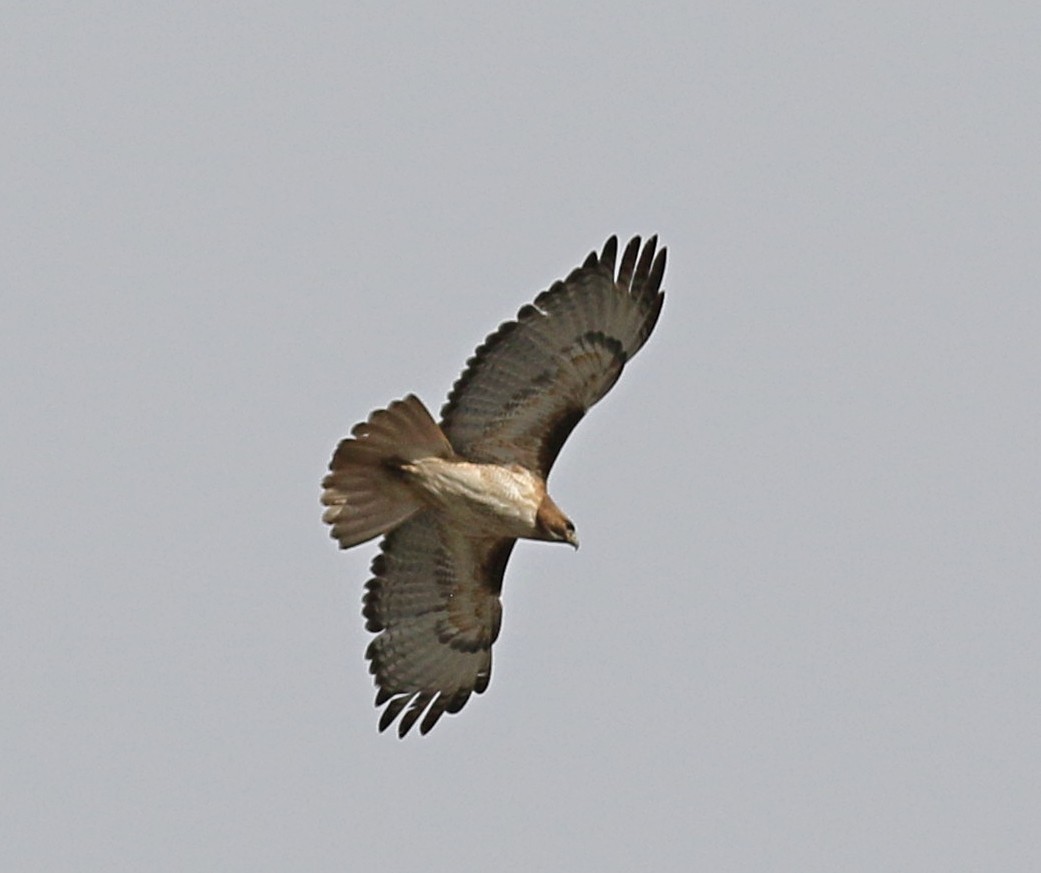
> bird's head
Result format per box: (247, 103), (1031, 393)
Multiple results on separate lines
(536, 494), (579, 550)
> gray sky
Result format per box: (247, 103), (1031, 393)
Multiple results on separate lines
(4, 3), (1040, 871)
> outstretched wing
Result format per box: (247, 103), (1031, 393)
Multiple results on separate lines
(439, 235), (666, 476)
(362, 512), (515, 737)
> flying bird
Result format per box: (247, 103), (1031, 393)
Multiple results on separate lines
(321, 235), (666, 736)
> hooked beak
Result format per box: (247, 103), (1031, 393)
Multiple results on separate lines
(565, 529), (579, 550)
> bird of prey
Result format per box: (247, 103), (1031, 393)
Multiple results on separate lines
(321, 235), (666, 736)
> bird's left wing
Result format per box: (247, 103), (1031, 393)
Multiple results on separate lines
(363, 512), (515, 737)
(439, 235), (665, 477)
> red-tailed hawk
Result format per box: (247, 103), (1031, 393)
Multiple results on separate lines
(322, 235), (666, 736)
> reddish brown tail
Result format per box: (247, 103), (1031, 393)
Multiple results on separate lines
(321, 394), (454, 549)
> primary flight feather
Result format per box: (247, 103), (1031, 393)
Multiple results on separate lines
(321, 235), (666, 736)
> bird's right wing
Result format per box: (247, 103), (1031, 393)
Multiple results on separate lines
(439, 235), (666, 477)
(362, 512), (516, 737)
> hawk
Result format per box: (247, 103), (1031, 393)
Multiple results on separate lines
(322, 235), (666, 736)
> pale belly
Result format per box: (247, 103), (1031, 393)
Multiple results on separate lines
(400, 458), (542, 538)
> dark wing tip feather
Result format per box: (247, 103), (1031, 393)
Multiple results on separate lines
(378, 695), (410, 733)
(420, 693), (459, 734)
(372, 686), (483, 737)
(444, 687), (473, 715)
(617, 235), (642, 288)
(371, 688), (470, 738)
(397, 692), (434, 737)
(632, 235), (657, 292)
(647, 246), (667, 301)
(618, 236), (666, 350)
(600, 235), (619, 273)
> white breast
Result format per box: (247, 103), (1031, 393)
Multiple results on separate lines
(403, 458), (542, 537)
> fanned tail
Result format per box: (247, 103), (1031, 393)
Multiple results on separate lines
(321, 394), (454, 549)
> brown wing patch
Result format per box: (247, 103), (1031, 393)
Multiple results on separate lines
(436, 537), (510, 652)
(538, 404), (586, 478)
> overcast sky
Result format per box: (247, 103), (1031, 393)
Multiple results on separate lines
(4, 3), (1040, 871)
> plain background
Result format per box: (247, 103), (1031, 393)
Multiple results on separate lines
(3, 3), (1040, 871)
